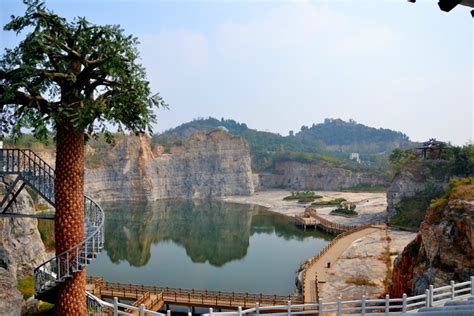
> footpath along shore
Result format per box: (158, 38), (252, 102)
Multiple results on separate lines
(222, 190), (416, 302)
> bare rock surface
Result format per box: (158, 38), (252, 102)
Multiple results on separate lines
(85, 131), (255, 201)
(0, 177), (48, 314)
(0, 178), (48, 281)
(319, 229), (415, 302)
(390, 182), (474, 297)
(259, 161), (388, 191)
(0, 267), (22, 316)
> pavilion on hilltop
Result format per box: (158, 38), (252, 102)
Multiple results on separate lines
(416, 138), (449, 160)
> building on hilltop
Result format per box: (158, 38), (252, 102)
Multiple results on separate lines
(350, 152), (361, 163)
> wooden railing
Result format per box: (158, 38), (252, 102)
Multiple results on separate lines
(87, 277), (304, 308)
(301, 223), (384, 302)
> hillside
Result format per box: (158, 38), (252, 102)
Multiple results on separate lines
(153, 117), (414, 174)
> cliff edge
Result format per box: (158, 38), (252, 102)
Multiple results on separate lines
(390, 178), (474, 297)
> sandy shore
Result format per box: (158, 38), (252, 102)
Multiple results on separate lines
(221, 190), (387, 226)
(319, 228), (416, 302)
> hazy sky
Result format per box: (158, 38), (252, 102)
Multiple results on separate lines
(1, 0), (472, 145)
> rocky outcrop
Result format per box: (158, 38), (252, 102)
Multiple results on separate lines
(386, 161), (451, 217)
(0, 267), (22, 316)
(0, 178), (48, 281)
(0, 177), (48, 315)
(390, 180), (474, 297)
(85, 130), (255, 201)
(259, 161), (388, 191)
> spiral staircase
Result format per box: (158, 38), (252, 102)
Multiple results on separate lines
(0, 148), (104, 303)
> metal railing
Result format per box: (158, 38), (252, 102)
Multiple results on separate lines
(34, 194), (104, 294)
(0, 149), (105, 297)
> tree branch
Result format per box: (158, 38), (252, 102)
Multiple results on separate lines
(0, 86), (50, 114)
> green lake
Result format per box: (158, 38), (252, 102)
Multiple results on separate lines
(88, 200), (332, 295)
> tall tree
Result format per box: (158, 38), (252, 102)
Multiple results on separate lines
(0, 0), (166, 313)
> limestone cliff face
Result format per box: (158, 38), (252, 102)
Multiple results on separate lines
(390, 182), (474, 297)
(0, 177), (48, 315)
(0, 178), (48, 281)
(85, 130), (255, 201)
(386, 161), (451, 217)
(259, 161), (388, 191)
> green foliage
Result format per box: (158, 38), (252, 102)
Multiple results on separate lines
(283, 191), (322, 200)
(153, 117), (412, 175)
(1, 0), (166, 142)
(330, 208), (358, 217)
(330, 202), (357, 216)
(17, 276), (35, 299)
(311, 198), (347, 206)
(37, 219), (55, 251)
(389, 188), (443, 229)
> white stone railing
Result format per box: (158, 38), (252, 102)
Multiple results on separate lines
(85, 277), (473, 315)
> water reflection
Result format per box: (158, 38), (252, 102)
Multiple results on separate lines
(102, 199), (331, 267)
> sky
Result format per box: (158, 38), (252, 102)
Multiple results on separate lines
(1, 0), (473, 145)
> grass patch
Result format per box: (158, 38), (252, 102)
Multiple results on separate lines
(346, 276), (376, 286)
(38, 302), (55, 313)
(283, 191), (322, 201)
(311, 198), (347, 206)
(17, 276), (35, 299)
(37, 219), (55, 251)
(330, 208), (358, 217)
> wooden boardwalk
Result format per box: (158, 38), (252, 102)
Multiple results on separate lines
(87, 277), (303, 310)
(295, 207), (357, 234)
(302, 224), (385, 303)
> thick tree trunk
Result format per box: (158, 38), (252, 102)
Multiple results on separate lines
(54, 123), (85, 315)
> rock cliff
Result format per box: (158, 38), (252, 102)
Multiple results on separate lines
(85, 130), (255, 201)
(390, 179), (474, 297)
(386, 160), (452, 217)
(259, 161), (388, 191)
(0, 177), (48, 315)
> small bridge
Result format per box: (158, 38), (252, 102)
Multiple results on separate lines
(87, 277), (303, 311)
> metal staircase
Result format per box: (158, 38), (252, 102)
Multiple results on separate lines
(0, 148), (104, 302)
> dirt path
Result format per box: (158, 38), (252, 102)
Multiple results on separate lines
(303, 225), (384, 303)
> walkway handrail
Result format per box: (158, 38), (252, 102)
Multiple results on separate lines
(33, 195), (104, 294)
(199, 276), (474, 316)
(87, 276), (303, 304)
(0, 148), (105, 299)
(85, 277), (474, 316)
(301, 223), (383, 302)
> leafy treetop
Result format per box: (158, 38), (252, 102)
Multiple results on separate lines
(0, 0), (166, 142)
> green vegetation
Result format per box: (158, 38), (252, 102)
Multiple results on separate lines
(17, 276), (35, 299)
(311, 198), (347, 206)
(154, 117), (412, 175)
(389, 189), (441, 229)
(390, 178), (474, 229)
(330, 203), (358, 217)
(37, 219), (55, 251)
(283, 191), (322, 201)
